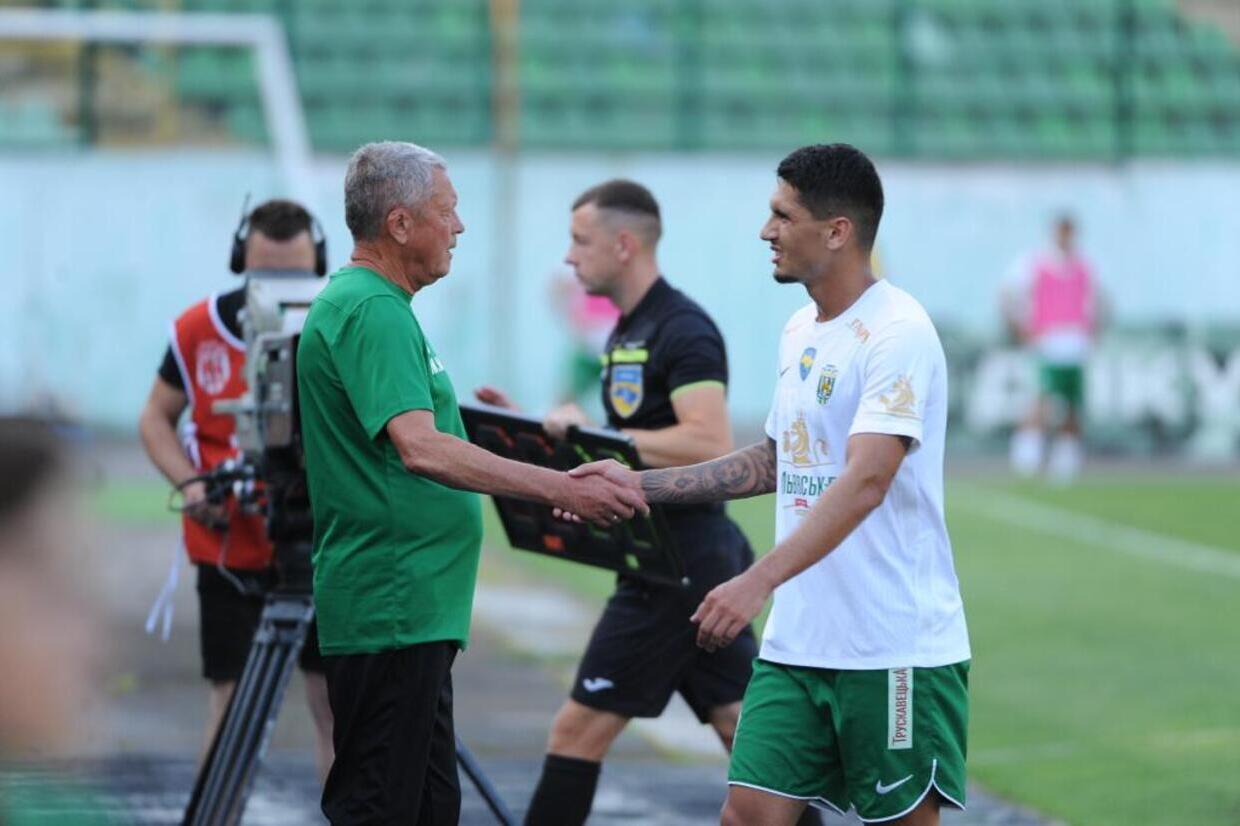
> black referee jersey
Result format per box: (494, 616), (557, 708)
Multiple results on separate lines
(600, 277), (728, 518)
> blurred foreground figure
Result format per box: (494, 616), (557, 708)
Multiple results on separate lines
(1001, 215), (1101, 482)
(0, 418), (109, 824)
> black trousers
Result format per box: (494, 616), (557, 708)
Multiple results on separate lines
(321, 641), (459, 825)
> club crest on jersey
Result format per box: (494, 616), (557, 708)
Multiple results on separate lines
(610, 365), (643, 419)
(817, 365), (838, 405)
(881, 376), (917, 418)
(781, 411), (829, 468)
(799, 347), (817, 381)
(195, 340), (232, 395)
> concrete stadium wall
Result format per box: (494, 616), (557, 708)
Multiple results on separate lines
(2, 150), (1238, 434)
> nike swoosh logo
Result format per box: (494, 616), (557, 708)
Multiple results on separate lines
(875, 774), (914, 795)
(779, 365), (792, 377)
(582, 678), (614, 693)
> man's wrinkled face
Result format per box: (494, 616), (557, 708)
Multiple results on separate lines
(403, 168), (465, 286)
(565, 203), (622, 296)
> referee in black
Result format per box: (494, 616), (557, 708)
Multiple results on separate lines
(479, 180), (818, 826)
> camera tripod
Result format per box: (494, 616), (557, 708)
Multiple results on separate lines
(181, 540), (517, 826)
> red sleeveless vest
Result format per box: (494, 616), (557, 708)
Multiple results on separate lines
(168, 294), (272, 570)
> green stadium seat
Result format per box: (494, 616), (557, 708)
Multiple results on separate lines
(23, 0), (1240, 157)
(1134, 115), (1173, 153)
(914, 113), (980, 158)
(227, 103), (267, 145)
(177, 49), (258, 103)
(1063, 67), (1113, 113)
(982, 114), (1032, 155)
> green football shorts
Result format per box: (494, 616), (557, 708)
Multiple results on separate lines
(1039, 362), (1085, 410)
(728, 658), (969, 822)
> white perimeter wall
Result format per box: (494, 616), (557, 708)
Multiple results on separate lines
(2, 150), (1238, 431)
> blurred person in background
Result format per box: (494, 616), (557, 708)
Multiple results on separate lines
(478, 180), (824, 826)
(1001, 214), (1102, 482)
(0, 418), (110, 824)
(298, 143), (645, 825)
(136, 200), (334, 781)
(550, 269), (620, 413)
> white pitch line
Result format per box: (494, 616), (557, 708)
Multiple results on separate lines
(952, 484), (1240, 581)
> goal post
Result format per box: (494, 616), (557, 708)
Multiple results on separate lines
(0, 6), (316, 208)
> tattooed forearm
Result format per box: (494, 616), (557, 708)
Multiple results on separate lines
(640, 439), (777, 505)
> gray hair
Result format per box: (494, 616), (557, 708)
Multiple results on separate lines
(344, 141), (447, 241)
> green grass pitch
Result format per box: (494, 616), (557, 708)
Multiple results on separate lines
(94, 473), (1240, 824)
(481, 474), (1240, 826)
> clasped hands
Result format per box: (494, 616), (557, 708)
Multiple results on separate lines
(474, 386), (771, 652)
(474, 386), (645, 527)
(569, 459), (772, 653)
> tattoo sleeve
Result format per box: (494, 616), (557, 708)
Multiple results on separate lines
(640, 439), (777, 505)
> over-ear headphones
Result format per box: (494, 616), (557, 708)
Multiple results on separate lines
(229, 195), (329, 277)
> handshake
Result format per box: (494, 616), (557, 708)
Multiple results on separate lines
(474, 385), (767, 652)
(474, 386), (646, 529)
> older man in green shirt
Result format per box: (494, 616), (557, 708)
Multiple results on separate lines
(297, 141), (646, 825)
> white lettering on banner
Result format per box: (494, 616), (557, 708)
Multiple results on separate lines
(1113, 348), (1186, 426)
(1189, 349), (1240, 423)
(964, 350), (1033, 431)
(966, 345), (1240, 458)
(888, 668), (913, 750)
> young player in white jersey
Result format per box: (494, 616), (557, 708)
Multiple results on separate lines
(569, 144), (970, 825)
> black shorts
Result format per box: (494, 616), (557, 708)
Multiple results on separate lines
(321, 642), (459, 825)
(570, 512), (759, 723)
(195, 563), (325, 682)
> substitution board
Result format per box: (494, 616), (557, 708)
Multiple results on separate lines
(460, 404), (686, 588)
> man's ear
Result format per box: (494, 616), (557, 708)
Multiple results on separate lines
(614, 229), (637, 264)
(822, 216), (853, 252)
(386, 206), (412, 245)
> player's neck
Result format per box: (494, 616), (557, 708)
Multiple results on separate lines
(349, 242), (418, 295)
(809, 264), (877, 323)
(611, 261), (660, 316)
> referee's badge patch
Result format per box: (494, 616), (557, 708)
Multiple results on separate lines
(610, 365), (643, 418)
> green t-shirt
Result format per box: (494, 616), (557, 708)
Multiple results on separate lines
(297, 266), (483, 655)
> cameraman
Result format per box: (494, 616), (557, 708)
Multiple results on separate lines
(298, 142), (646, 825)
(137, 199), (334, 782)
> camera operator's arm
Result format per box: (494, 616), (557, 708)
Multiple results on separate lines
(138, 376), (224, 528)
(386, 410), (647, 527)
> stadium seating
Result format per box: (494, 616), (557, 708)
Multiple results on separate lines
(5, 0), (1239, 157)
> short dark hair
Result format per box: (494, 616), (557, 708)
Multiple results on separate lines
(0, 417), (62, 529)
(776, 144), (884, 250)
(248, 199), (313, 242)
(572, 179), (662, 245)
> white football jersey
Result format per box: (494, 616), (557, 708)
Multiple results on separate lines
(761, 280), (970, 670)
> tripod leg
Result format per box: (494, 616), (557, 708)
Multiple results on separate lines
(456, 737), (518, 826)
(183, 595), (313, 826)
